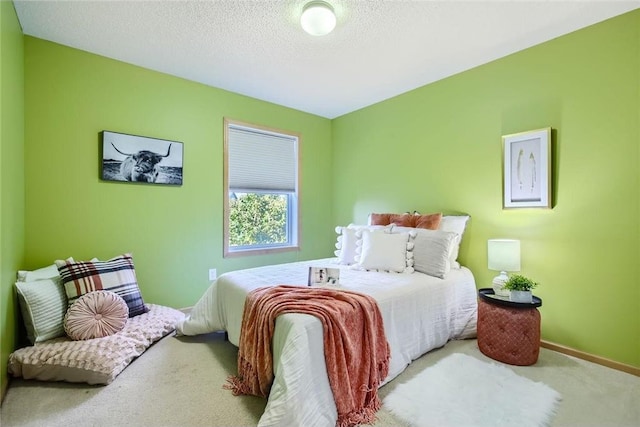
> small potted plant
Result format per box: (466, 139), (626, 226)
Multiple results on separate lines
(503, 274), (538, 303)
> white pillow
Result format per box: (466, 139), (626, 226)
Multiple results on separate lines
(334, 227), (359, 265)
(334, 224), (391, 265)
(411, 229), (458, 279)
(356, 230), (414, 273)
(438, 215), (470, 268)
(439, 215), (470, 235)
(17, 264), (61, 282)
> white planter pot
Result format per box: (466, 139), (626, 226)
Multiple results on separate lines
(509, 290), (533, 303)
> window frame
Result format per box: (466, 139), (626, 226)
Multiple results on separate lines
(223, 118), (301, 257)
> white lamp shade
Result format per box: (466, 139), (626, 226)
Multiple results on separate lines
(487, 239), (521, 272)
(301, 1), (336, 36)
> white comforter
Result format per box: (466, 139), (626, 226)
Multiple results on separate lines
(176, 258), (477, 427)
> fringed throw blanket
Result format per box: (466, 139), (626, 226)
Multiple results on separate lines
(225, 285), (390, 427)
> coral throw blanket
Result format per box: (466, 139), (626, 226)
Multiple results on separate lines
(225, 285), (390, 427)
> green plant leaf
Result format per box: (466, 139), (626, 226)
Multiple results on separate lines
(503, 274), (538, 291)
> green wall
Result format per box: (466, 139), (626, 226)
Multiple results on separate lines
(0, 0), (25, 396)
(2, 6), (637, 384)
(23, 37), (333, 308)
(332, 10), (639, 367)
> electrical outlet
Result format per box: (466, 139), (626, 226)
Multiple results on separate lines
(208, 268), (217, 281)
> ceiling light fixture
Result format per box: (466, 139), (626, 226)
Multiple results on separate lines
(300, 1), (336, 36)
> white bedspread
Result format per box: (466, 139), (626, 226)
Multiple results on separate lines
(176, 258), (477, 427)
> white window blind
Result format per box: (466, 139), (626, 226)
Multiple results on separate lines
(228, 125), (297, 192)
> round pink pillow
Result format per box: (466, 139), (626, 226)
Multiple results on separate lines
(64, 290), (129, 340)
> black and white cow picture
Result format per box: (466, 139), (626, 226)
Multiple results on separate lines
(110, 143), (172, 183)
(101, 131), (183, 185)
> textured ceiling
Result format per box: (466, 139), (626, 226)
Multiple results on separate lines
(14, 0), (640, 119)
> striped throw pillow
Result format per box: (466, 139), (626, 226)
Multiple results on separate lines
(15, 277), (67, 343)
(55, 253), (148, 317)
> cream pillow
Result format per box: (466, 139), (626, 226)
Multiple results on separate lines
(17, 263), (63, 282)
(15, 259), (75, 344)
(438, 215), (470, 268)
(15, 278), (67, 344)
(356, 230), (414, 273)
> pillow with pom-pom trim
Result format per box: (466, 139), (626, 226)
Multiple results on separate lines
(334, 224), (392, 265)
(354, 229), (415, 273)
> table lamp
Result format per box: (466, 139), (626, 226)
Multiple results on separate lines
(487, 239), (521, 296)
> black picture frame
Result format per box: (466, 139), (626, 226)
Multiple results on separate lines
(100, 131), (183, 186)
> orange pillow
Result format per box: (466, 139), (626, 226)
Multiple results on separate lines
(369, 213), (392, 226)
(415, 213), (442, 230)
(388, 213), (413, 227)
(370, 212), (442, 230)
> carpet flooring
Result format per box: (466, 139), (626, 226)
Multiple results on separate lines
(1, 334), (638, 427)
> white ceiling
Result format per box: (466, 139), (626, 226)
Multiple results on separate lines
(13, 0), (640, 119)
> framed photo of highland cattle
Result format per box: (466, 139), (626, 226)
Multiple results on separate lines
(100, 131), (183, 185)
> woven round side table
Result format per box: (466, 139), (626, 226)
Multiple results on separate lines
(477, 288), (542, 366)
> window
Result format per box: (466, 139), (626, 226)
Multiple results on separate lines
(223, 118), (300, 257)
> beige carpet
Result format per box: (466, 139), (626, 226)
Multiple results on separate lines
(1, 333), (639, 427)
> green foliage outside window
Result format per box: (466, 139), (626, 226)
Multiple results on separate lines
(229, 192), (288, 246)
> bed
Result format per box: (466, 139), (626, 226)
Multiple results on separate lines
(177, 214), (477, 426)
(179, 248), (478, 423)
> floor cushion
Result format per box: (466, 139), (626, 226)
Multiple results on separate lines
(8, 304), (185, 385)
